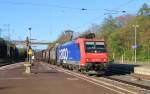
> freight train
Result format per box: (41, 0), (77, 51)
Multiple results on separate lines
(0, 38), (27, 64)
(35, 37), (108, 74)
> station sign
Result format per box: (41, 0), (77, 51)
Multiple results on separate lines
(132, 45), (140, 49)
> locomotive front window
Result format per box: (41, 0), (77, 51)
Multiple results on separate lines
(85, 41), (106, 53)
(95, 42), (106, 52)
(85, 42), (94, 49)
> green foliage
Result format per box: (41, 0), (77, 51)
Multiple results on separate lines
(53, 3), (150, 63)
(138, 3), (150, 16)
(79, 32), (95, 39)
(96, 15), (118, 40)
(95, 3), (150, 62)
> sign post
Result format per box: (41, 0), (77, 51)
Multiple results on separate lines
(132, 24), (139, 63)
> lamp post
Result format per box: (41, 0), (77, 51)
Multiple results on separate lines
(28, 27), (32, 45)
(28, 27), (32, 64)
(132, 24), (139, 63)
(24, 27), (32, 74)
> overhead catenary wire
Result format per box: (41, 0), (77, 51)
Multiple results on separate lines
(103, 0), (135, 15)
(76, 0), (137, 34)
(0, 0), (127, 12)
(0, 0), (137, 35)
(0, 1), (101, 11)
(0, 0), (137, 17)
(0, 0), (140, 34)
(114, 0), (135, 10)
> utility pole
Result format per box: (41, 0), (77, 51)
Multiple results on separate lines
(4, 24), (11, 57)
(0, 28), (2, 37)
(148, 45), (150, 63)
(132, 24), (139, 63)
(148, 41), (150, 63)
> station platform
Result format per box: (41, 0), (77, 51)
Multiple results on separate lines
(108, 63), (150, 76)
(0, 62), (119, 94)
(134, 65), (150, 76)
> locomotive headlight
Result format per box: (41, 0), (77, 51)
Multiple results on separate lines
(103, 58), (107, 62)
(86, 58), (89, 62)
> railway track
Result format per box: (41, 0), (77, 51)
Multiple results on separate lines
(42, 62), (150, 94)
(0, 63), (12, 67)
(103, 76), (150, 90)
(0, 59), (16, 67)
(0, 62), (24, 70)
(0, 62), (17, 67)
(105, 67), (150, 90)
(1, 62), (149, 93)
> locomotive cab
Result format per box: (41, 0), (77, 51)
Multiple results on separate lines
(76, 38), (108, 74)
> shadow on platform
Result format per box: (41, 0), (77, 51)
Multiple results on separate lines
(105, 64), (141, 76)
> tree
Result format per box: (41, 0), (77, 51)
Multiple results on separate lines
(96, 15), (118, 40)
(138, 3), (150, 16)
(115, 14), (134, 28)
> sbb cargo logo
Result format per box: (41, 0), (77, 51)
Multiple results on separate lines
(59, 48), (68, 60)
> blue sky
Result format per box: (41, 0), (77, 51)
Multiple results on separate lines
(0, 0), (150, 49)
